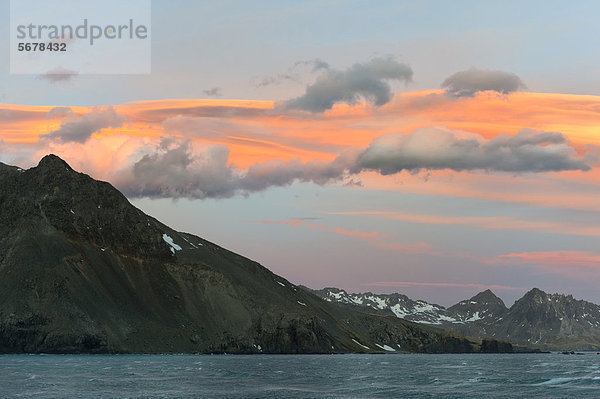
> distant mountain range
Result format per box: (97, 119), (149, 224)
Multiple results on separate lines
(308, 287), (600, 350)
(0, 155), (507, 354)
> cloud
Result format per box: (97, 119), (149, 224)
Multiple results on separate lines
(247, 218), (448, 259)
(584, 144), (600, 166)
(330, 210), (600, 237)
(498, 251), (600, 268)
(120, 139), (239, 199)
(355, 127), (590, 174)
(137, 105), (268, 122)
(364, 282), (524, 291)
(113, 125), (591, 200)
(38, 67), (78, 83)
(255, 59), (330, 88)
(203, 87), (222, 97)
(255, 74), (299, 87)
(283, 57), (413, 112)
(116, 138), (357, 199)
(42, 107), (127, 143)
(293, 58), (330, 72)
(46, 107), (73, 119)
(441, 67), (526, 98)
(247, 219), (388, 241)
(239, 151), (356, 192)
(0, 109), (43, 123)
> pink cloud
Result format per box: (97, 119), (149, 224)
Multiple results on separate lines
(329, 227), (384, 239)
(330, 210), (600, 237)
(246, 218), (439, 256)
(498, 250), (600, 268)
(364, 281), (524, 291)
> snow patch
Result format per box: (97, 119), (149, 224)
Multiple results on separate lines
(465, 311), (482, 322)
(437, 314), (462, 324)
(297, 301), (307, 307)
(390, 304), (409, 318)
(366, 295), (388, 309)
(276, 281), (286, 287)
(349, 295), (364, 305)
(70, 209), (75, 215)
(162, 234), (182, 255)
(351, 339), (370, 350)
(328, 291), (344, 300)
(375, 343), (396, 352)
(414, 302), (437, 313)
(181, 236), (199, 249)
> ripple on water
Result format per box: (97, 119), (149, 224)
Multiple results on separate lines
(1, 353), (600, 398)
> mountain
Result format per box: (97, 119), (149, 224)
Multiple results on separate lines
(491, 288), (600, 349)
(310, 287), (600, 350)
(310, 287), (451, 324)
(0, 155), (493, 354)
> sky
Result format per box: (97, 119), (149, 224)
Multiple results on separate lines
(1, 1), (600, 306)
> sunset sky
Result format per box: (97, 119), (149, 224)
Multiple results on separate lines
(1, 0), (600, 306)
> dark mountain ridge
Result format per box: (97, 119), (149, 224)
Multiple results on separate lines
(0, 155), (497, 354)
(310, 286), (600, 350)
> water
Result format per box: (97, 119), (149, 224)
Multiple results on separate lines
(1, 353), (599, 398)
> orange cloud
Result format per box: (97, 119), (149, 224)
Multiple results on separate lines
(330, 210), (600, 237)
(2, 91), (599, 209)
(499, 251), (600, 268)
(3, 90), (600, 162)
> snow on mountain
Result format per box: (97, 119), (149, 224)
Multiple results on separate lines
(308, 287), (600, 350)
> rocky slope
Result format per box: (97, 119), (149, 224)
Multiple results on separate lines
(311, 287), (600, 350)
(0, 155), (494, 354)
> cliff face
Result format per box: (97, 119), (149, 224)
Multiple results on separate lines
(0, 155), (481, 354)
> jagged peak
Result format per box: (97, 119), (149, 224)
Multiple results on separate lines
(36, 154), (73, 171)
(509, 288), (550, 310)
(471, 289), (504, 304)
(524, 287), (547, 297)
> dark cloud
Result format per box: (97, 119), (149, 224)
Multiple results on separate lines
(356, 128), (590, 174)
(38, 67), (78, 83)
(284, 57), (413, 113)
(203, 87), (222, 97)
(255, 59), (330, 88)
(441, 68), (526, 98)
(42, 107), (127, 143)
(120, 140), (239, 199)
(239, 153), (354, 192)
(115, 128), (591, 200)
(293, 58), (330, 72)
(116, 138), (357, 199)
(254, 74), (299, 87)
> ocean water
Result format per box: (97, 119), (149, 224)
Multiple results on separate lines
(1, 353), (599, 398)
